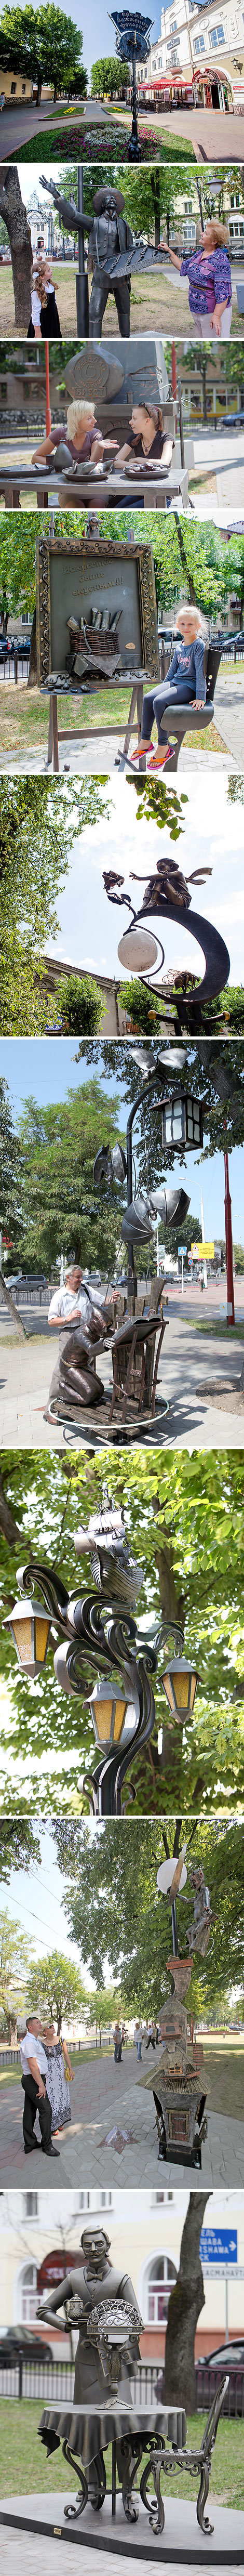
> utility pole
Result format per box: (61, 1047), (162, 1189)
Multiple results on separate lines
(224, 1151), (235, 1326)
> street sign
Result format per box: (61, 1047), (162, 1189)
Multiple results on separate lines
(178, 1246), (187, 1256)
(200, 2228), (237, 2263)
(191, 1242), (214, 1259)
(202, 2266), (244, 2279)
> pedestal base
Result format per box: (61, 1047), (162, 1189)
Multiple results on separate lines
(1, 2493), (243, 2565)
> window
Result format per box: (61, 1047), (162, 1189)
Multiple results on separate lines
(210, 21), (224, 38)
(25, 2193), (37, 2218)
(194, 34), (206, 50)
(146, 2256), (177, 2325)
(10, 80), (17, 93)
(22, 81), (26, 92)
(18, 2262), (38, 2323)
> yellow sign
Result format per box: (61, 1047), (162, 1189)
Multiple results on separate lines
(191, 1242), (214, 1259)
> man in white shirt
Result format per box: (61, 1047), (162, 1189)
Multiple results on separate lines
(20, 2016), (60, 2158)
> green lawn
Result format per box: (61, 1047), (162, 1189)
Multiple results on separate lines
(16, 120), (194, 162)
(0, 2403), (243, 2509)
(186, 1318), (244, 1341)
(0, 683), (225, 766)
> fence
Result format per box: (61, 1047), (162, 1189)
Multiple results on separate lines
(1, 2357), (243, 2415)
(0, 2037), (114, 2066)
(0, 2359), (157, 2406)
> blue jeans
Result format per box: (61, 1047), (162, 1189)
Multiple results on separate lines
(141, 679), (197, 746)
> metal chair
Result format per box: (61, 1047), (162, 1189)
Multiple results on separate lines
(156, 643), (223, 772)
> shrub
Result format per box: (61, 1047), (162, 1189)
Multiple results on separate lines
(57, 972), (104, 1034)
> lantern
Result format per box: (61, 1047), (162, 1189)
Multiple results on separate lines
(3, 1596), (52, 1673)
(160, 1657), (199, 1719)
(161, 1094), (204, 1152)
(84, 1682), (138, 1752)
(117, 928), (158, 972)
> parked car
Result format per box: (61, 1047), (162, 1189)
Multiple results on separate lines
(0, 2328), (52, 2367)
(197, 2340), (244, 2415)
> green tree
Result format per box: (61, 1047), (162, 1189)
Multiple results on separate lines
(90, 57), (128, 97)
(0, 6), (86, 107)
(0, 1908), (32, 2043)
(26, 1948), (87, 2034)
(0, 778), (111, 1037)
(1, 1451), (244, 1815)
(53, 1818), (244, 2025)
(87, 1986), (124, 2045)
(0, 1819), (41, 1876)
(57, 972), (104, 1039)
(15, 1075), (125, 1274)
(0, 1074), (19, 1242)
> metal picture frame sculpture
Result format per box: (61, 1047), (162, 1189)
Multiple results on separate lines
(35, 535), (160, 695)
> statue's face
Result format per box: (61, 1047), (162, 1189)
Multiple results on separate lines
(81, 2229), (110, 2271)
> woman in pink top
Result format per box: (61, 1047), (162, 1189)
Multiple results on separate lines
(32, 397), (118, 470)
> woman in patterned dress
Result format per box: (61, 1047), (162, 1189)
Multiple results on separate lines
(42, 2023), (73, 2134)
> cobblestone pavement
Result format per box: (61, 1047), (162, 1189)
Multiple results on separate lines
(1, 2047), (244, 2189)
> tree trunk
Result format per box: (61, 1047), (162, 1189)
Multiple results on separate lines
(151, 174), (160, 252)
(0, 1469), (21, 1546)
(165, 2191), (209, 2409)
(0, 1268), (28, 1342)
(0, 170), (32, 331)
(28, 607), (37, 689)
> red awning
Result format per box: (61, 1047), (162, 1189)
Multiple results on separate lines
(37, 2250), (84, 2290)
(138, 72), (194, 90)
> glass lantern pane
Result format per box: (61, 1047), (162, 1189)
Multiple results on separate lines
(161, 1674), (175, 1713)
(35, 1618), (50, 1663)
(11, 1615), (33, 1665)
(93, 1700), (114, 1741)
(172, 1672), (190, 1710)
(189, 1671), (198, 1710)
(113, 1699), (127, 1741)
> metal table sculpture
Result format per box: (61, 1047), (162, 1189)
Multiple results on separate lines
(110, 11), (154, 161)
(143, 1848), (213, 2167)
(36, 2223), (228, 2538)
(103, 858), (231, 1031)
(4, 1486), (200, 1815)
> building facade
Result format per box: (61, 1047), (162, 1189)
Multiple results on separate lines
(137, 0), (244, 111)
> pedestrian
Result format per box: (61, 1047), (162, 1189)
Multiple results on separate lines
(19, 2016), (60, 2158)
(133, 2022), (143, 2061)
(113, 2021), (122, 2062)
(145, 2020), (156, 2051)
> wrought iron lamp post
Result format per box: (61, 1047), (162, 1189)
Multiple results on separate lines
(104, 857), (230, 1032)
(93, 1050), (193, 1305)
(3, 1492), (201, 1816)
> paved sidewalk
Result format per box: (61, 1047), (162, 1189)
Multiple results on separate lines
(1, 2495), (243, 2570)
(1, 2049), (244, 2188)
(1, 1311), (244, 1449)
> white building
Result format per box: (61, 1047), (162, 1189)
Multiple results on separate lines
(138, 0), (244, 112)
(1, 2189), (243, 2366)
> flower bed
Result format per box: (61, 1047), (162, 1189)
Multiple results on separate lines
(16, 120), (194, 164)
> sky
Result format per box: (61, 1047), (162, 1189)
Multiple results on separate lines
(2, 1828), (82, 1967)
(1, 1025), (243, 1246)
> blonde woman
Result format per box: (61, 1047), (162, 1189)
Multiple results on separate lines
(31, 397), (118, 470)
(28, 256), (61, 341)
(159, 219), (232, 340)
(129, 604), (208, 774)
(115, 402), (173, 472)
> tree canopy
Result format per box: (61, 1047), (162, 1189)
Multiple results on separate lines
(13, 1075), (124, 1274)
(0, 1818), (41, 1876)
(0, 7), (86, 103)
(26, 1948), (87, 2034)
(0, 777), (111, 1036)
(53, 1816), (244, 2025)
(90, 58), (128, 97)
(1, 1449), (244, 1815)
(0, 1907), (33, 2043)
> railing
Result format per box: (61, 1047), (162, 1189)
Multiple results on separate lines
(0, 2036), (114, 2066)
(0, 2358), (157, 2406)
(1, 2356), (243, 2415)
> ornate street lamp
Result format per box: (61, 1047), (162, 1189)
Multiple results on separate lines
(103, 858), (230, 1031)
(3, 1492), (201, 1816)
(161, 1094), (204, 1153)
(109, 11), (154, 161)
(3, 1583), (52, 1672)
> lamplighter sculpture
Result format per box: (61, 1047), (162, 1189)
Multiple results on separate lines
(3, 1490), (200, 1816)
(143, 1845), (212, 2167)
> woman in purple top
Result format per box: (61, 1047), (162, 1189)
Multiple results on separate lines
(32, 398), (118, 470)
(159, 219), (232, 339)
